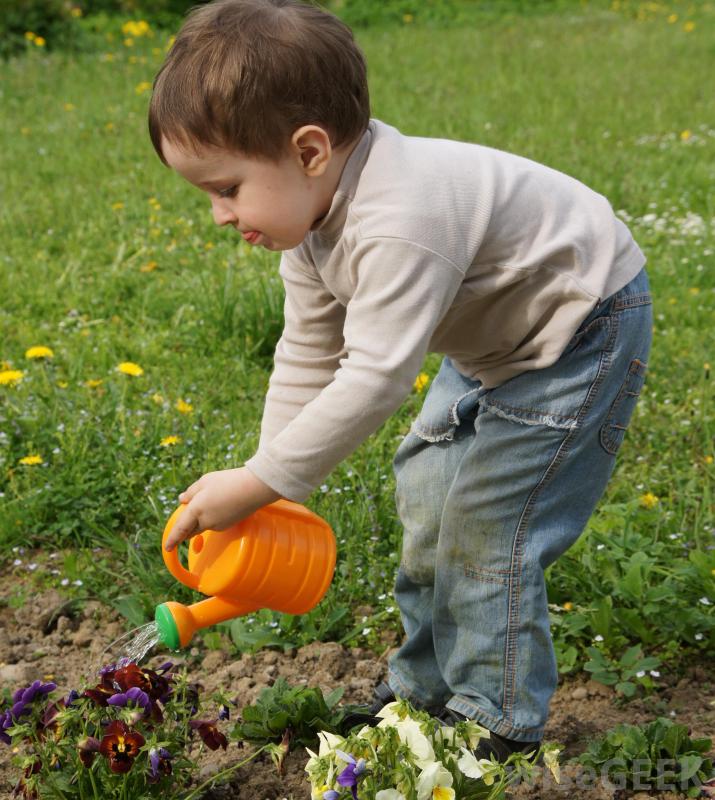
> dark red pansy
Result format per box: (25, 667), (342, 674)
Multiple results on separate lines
(99, 720), (145, 774)
(189, 719), (228, 751)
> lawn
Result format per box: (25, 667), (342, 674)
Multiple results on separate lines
(1, 0), (713, 682)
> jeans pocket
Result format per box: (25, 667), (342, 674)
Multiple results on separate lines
(599, 358), (648, 455)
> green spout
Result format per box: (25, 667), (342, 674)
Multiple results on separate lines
(154, 603), (181, 651)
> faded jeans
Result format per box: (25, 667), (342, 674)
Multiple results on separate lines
(388, 268), (653, 742)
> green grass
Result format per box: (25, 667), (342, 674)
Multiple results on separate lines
(0, 2), (713, 680)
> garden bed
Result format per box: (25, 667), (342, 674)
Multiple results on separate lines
(1, 559), (712, 799)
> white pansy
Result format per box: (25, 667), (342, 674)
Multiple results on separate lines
(544, 746), (561, 783)
(457, 748), (498, 785)
(317, 730), (344, 757)
(416, 761), (454, 800)
(376, 701), (403, 724)
(462, 720), (490, 750)
(376, 791), (407, 800)
(382, 717), (435, 768)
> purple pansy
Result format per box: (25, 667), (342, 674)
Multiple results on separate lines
(335, 750), (367, 799)
(65, 689), (80, 706)
(148, 746), (173, 782)
(1, 710), (14, 745)
(323, 791), (340, 800)
(218, 704), (230, 721)
(8, 680), (56, 722)
(107, 687), (151, 711)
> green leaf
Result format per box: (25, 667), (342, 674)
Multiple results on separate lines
(662, 723), (688, 758)
(677, 754), (703, 782)
(619, 644), (643, 668)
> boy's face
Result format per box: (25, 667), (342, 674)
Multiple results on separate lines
(161, 126), (338, 251)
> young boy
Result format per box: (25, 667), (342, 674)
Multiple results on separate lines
(150, 0), (652, 761)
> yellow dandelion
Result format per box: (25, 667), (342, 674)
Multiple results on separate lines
(135, 81), (152, 95)
(117, 361), (144, 377)
(140, 260), (158, 273)
(705, 363), (711, 371)
(413, 372), (430, 392)
(639, 492), (659, 509)
(19, 455), (43, 466)
(64, 103), (75, 112)
(70, 6), (82, 17)
(102, 53), (116, 62)
(0, 370), (24, 386)
(25, 31), (36, 41)
(57, 380), (68, 389)
(111, 201), (124, 211)
(175, 399), (193, 414)
(105, 122), (115, 131)
(148, 197), (161, 208)
(562, 602), (574, 611)
(680, 129), (692, 141)
(667, 13), (677, 23)
(165, 240), (177, 252)
(25, 346), (54, 360)
(705, 455), (713, 465)
(204, 242), (214, 250)
(34, 36), (46, 47)
(683, 21), (695, 32)
(85, 378), (103, 388)
(160, 435), (181, 447)
(403, 13), (414, 23)
(689, 287), (700, 295)
(151, 392), (164, 405)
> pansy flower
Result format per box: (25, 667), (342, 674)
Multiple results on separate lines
(78, 736), (101, 767)
(99, 720), (145, 773)
(335, 750), (367, 799)
(189, 719), (227, 750)
(148, 747), (173, 782)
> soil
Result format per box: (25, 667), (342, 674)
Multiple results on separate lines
(1, 560), (713, 800)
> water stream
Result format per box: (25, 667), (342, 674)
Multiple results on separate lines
(89, 621), (161, 679)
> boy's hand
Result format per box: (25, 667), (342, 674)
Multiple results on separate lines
(164, 467), (282, 552)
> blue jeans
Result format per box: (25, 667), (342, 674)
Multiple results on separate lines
(388, 268), (652, 742)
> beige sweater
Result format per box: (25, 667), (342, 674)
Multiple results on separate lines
(245, 119), (645, 502)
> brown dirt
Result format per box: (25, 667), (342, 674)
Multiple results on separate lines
(1, 560), (713, 799)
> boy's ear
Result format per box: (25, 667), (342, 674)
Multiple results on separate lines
(291, 125), (332, 177)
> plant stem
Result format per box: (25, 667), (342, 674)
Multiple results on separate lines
(180, 744), (269, 800)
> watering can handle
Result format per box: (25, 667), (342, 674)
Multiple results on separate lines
(161, 505), (200, 590)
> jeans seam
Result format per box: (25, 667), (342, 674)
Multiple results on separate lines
(612, 292), (652, 311)
(501, 312), (620, 723)
(447, 695), (544, 737)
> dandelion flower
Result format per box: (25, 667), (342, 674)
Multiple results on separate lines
(667, 13), (677, 23)
(683, 21), (695, 32)
(117, 362), (144, 377)
(562, 602), (573, 611)
(140, 260), (158, 273)
(175, 399), (193, 414)
(124, 37), (134, 47)
(64, 103), (75, 112)
(639, 491), (659, 509)
(705, 456), (713, 465)
(57, 380), (68, 389)
(70, 6), (82, 17)
(34, 36), (46, 47)
(85, 378), (103, 388)
(403, 13), (414, 23)
(19, 455), (43, 465)
(135, 81), (152, 95)
(111, 201), (124, 211)
(413, 372), (430, 392)
(680, 130), (692, 141)
(25, 346), (54, 360)
(0, 370), (24, 386)
(160, 435), (181, 447)
(25, 31), (36, 41)
(151, 392), (164, 405)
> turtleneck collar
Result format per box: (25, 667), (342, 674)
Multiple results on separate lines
(308, 120), (374, 242)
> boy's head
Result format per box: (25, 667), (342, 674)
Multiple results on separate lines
(148, 0), (370, 163)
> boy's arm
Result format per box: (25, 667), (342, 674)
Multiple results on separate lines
(244, 236), (464, 502)
(258, 250), (347, 447)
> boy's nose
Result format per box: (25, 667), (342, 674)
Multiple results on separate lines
(210, 198), (237, 226)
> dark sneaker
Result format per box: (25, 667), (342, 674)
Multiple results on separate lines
(437, 708), (541, 765)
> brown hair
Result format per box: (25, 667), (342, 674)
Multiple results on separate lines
(149, 0), (370, 162)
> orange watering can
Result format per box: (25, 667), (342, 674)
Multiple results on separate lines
(154, 500), (336, 650)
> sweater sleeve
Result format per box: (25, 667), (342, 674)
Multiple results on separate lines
(245, 237), (464, 502)
(257, 250), (347, 449)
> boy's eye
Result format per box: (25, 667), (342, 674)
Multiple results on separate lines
(217, 185), (239, 199)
